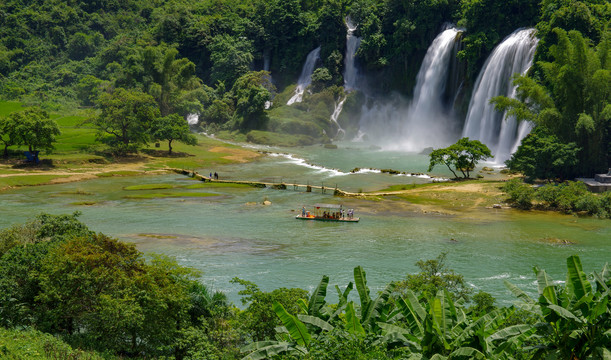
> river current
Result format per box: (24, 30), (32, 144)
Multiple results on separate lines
(1, 142), (609, 306)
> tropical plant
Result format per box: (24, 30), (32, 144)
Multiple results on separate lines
(504, 255), (611, 359)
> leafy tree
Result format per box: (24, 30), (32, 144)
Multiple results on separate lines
(0, 115), (19, 157)
(395, 252), (472, 302)
(209, 34), (254, 88)
(142, 45), (202, 116)
(231, 71), (274, 129)
(232, 277), (308, 341)
(428, 137), (492, 178)
(92, 88), (160, 155)
(505, 127), (581, 181)
(11, 107), (61, 162)
(150, 113), (197, 155)
(310, 67), (333, 92)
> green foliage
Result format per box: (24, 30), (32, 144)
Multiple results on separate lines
(505, 127), (580, 181)
(428, 137), (492, 178)
(231, 71), (274, 130)
(232, 277), (308, 341)
(92, 88), (159, 155)
(150, 113), (197, 154)
(502, 178), (535, 209)
(395, 252), (472, 302)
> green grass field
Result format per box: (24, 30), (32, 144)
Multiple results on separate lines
(0, 101), (261, 189)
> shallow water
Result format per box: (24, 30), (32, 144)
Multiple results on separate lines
(1, 143), (609, 306)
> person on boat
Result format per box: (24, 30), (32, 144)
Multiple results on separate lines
(302, 206), (306, 217)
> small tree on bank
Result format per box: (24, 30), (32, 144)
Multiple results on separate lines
(428, 137), (492, 178)
(150, 114), (197, 155)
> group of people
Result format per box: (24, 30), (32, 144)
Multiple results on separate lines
(209, 172), (219, 180)
(301, 206), (355, 220)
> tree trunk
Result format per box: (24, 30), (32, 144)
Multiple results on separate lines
(168, 139), (173, 155)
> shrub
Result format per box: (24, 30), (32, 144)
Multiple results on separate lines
(503, 178), (534, 209)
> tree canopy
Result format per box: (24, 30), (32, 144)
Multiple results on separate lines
(428, 137), (492, 178)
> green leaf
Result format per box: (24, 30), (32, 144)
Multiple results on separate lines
(307, 275), (329, 316)
(489, 324), (533, 341)
(362, 282), (396, 326)
(297, 314), (334, 332)
(273, 301), (311, 346)
(396, 297), (424, 336)
(534, 266), (555, 295)
(449, 347), (486, 359)
(354, 266), (371, 317)
(345, 301), (365, 335)
(547, 304), (584, 324)
(241, 342), (292, 360)
(566, 255), (591, 300)
(504, 280), (534, 303)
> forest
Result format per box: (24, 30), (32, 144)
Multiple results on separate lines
(0, 213), (609, 359)
(0, 0), (609, 177)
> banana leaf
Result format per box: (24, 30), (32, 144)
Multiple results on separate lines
(566, 255), (592, 300)
(241, 342), (293, 360)
(362, 282), (396, 327)
(308, 275), (329, 316)
(273, 301), (311, 346)
(345, 301), (366, 335)
(354, 266), (371, 318)
(297, 314), (334, 332)
(504, 280), (534, 304)
(396, 297), (424, 336)
(449, 346), (486, 359)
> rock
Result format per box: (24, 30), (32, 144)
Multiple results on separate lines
(263, 200), (272, 206)
(245, 202), (257, 206)
(492, 204), (502, 209)
(324, 144), (338, 149)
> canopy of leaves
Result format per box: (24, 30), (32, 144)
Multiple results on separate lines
(428, 137), (492, 178)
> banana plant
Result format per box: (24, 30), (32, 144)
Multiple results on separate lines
(505, 255), (610, 359)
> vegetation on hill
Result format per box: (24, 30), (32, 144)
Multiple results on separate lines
(0, 214), (609, 359)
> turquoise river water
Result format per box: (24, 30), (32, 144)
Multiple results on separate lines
(1, 142), (609, 306)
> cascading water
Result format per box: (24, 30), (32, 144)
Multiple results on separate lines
(462, 28), (538, 163)
(401, 27), (462, 150)
(330, 97), (347, 138)
(329, 19), (361, 138)
(344, 19), (361, 91)
(186, 113), (199, 125)
(358, 27), (462, 151)
(287, 47), (320, 105)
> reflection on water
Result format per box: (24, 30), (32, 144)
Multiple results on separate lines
(0, 146), (609, 306)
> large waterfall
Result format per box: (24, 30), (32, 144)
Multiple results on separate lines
(462, 28), (538, 163)
(344, 19), (361, 91)
(287, 47), (321, 105)
(358, 27), (462, 151)
(402, 27), (462, 150)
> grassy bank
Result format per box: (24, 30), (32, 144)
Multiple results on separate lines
(0, 101), (261, 191)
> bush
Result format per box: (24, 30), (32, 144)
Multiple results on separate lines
(503, 178), (534, 209)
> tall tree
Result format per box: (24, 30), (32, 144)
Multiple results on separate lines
(92, 88), (160, 155)
(11, 108), (61, 162)
(428, 137), (492, 178)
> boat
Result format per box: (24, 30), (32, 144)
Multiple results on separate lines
(295, 203), (359, 222)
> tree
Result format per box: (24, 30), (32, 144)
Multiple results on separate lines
(395, 252), (472, 302)
(310, 67), (333, 92)
(231, 71), (274, 129)
(150, 114), (197, 155)
(0, 114), (19, 157)
(428, 137), (492, 178)
(209, 34), (254, 87)
(505, 127), (581, 181)
(92, 88), (160, 155)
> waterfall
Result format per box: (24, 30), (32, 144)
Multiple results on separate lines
(186, 113), (199, 125)
(287, 47), (321, 105)
(344, 19), (361, 91)
(330, 97), (347, 138)
(462, 28), (538, 163)
(358, 27), (461, 150)
(401, 27), (462, 150)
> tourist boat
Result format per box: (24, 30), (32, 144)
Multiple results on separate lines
(295, 203), (359, 222)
